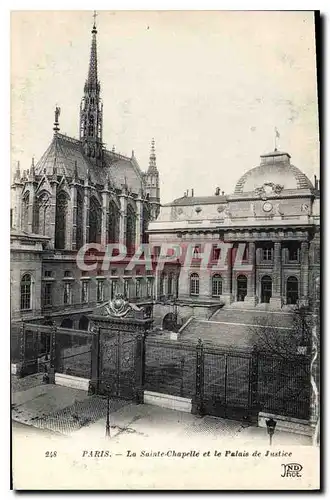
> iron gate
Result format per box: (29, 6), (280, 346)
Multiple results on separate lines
(95, 330), (144, 401)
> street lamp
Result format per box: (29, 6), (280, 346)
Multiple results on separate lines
(266, 418), (277, 446)
(105, 386), (111, 438)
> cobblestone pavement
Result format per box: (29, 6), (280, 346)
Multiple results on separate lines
(32, 396), (127, 435)
(11, 378), (129, 436)
(11, 373), (44, 393)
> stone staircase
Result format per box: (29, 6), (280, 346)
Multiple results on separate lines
(179, 306), (294, 347)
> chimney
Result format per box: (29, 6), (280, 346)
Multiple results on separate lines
(191, 188), (194, 197)
(215, 187), (220, 196)
(222, 191), (225, 196)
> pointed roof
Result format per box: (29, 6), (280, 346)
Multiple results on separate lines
(34, 133), (145, 193)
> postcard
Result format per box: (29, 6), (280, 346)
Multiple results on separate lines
(10, 10), (320, 490)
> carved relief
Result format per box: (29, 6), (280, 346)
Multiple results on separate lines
(254, 182), (284, 200)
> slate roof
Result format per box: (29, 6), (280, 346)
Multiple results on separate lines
(34, 133), (144, 193)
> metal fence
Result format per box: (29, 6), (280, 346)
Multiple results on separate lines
(12, 322), (311, 421)
(257, 353), (310, 420)
(55, 327), (92, 379)
(144, 339), (196, 399)
(145, 337), (310, 422)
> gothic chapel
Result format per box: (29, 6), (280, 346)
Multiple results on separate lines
(11, 18), (160, 324)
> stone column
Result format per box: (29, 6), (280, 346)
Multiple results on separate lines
(119, 194), (127, 246)
(68, 183), (77, 250)
(300, 241), (309, 306)
(245, 241), (257, 306)
(49, 181), (58, 248)
(27, 182), (36, 233)
(270, 241), (282, 308)
(82, 184), (90, 244)
(222, 243), (233, 304)
(135, 197), (143, 248)
(101, 188), (109, 246)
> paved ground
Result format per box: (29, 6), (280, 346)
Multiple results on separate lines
(11, 374), (311, 447)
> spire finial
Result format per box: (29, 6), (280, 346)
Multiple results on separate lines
(274, 127), (280, 152)
(53, 106), (60, 133)
(148, 137), (157, 173)
(92, 10), (97, 33)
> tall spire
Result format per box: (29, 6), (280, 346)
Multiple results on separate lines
(148, 138), (158, 173)
(79, 11), (103, 166)
(85, 11), (99, 92)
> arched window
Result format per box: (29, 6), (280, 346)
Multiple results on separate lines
(36, 192), (50, 236)
(287, 276), (299, 305)
(89, 197), (102, 243)
(76, 190), (83, 249)
(261, 275), (272, 304)
(21, 193), (29, 232)
(168, 273), (174, 296)
(126, 205), (136, 254)
(237, 274), (247, 302)
(60, 318), (73, 329)
(212, 274), (223, 297)
(88, 114), (94, 137)
(55, 192), (68, 249)
(20, 274), (32, 310)
(142, 205), (149, 244)
(190, 273), (199, 296)
(108, 200), (119, 244)
(78, 316), (89, 331)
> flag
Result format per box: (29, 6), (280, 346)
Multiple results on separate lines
(275, 127), (280, 139)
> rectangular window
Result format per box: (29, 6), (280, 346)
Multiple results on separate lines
(110, 280), (117, 299)
(147, 279), (153, 298)
(212, 245), (221, 261)
(124, 279), (130, 299)
(81, 281), (89, 303)
(44, 270), (52, 278)
(262, 248), (272, 261)
(63, 283), (72, 305)
(43, 283), (53, 307)
(193, 245), (201, 258)
(288, 246), (299, 261)
(97, 280), (104, 302)
(154, 246), (161, 257)
(135, 280), (141, 298)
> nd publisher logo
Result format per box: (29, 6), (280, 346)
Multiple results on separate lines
(281, 463), (303, 478)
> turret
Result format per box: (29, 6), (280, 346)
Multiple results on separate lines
(144, 138), (160, 219)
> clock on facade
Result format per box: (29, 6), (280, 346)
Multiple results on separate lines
(262, 202), (273, 212)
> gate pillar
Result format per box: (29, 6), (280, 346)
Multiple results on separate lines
(88, 327), (101, 395)
(192, 339), (205, 416)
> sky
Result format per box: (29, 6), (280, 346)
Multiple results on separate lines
(11, 10), (319, 203)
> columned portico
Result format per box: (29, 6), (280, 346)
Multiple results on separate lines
(245, 241), (257, 306)
(222, 244), (233, 304)
(270, 241), (282, 308)
(300, 240), (309, 306)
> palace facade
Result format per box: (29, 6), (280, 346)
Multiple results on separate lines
(149, 150), (320, 317)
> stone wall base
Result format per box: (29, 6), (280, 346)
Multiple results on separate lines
(269, 297), (282, 308)
(258, 411), (313, 437)
(55, 373), (90, 391)
(144, 390), (192, 413)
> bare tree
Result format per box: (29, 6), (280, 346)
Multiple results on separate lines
(248, 306), (313, 358)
